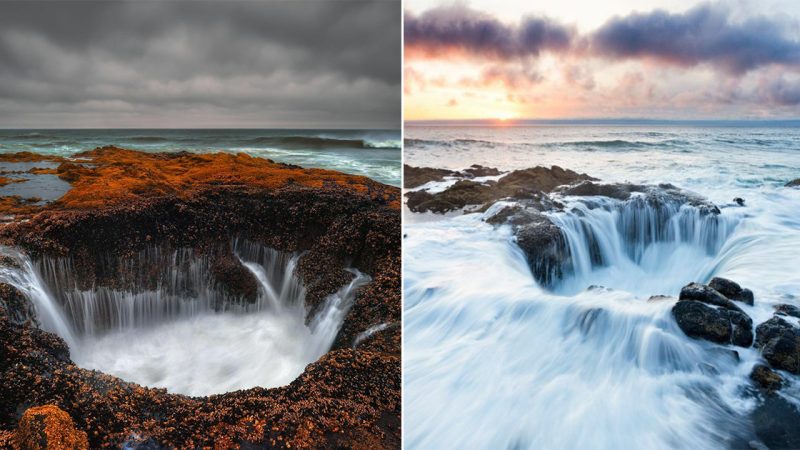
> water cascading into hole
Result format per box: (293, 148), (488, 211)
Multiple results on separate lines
(0, 240), (370, 396)
(541, 194), (738, 295)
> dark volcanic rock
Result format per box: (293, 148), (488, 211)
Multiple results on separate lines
(708, 277), (754, 305)
(0, 282), (37, 327)
(755, 316), (800, 374)
(775, 303), (800, 319)
(405, 165), (595, 213)
(515, 214), (571, 288)
(558, 181), (646, 200)
(752, 393), (800, 449)
(672, 300), (753, 346)
(785, 178), (800, 187)
(210, 252), (259, 303)
(673, 281), (754, 346)
(461, 164), (501, 178)
(403, 164), (457, 188)
(0, 148), (401, 448)
(750, 364), (783, 393)
(679, 282), (744, 313)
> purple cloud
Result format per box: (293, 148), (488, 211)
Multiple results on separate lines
(590, 3), (800, 74)
(404, 5), (574, 59)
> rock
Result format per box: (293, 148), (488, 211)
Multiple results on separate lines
(403, 165), (457, 188)
(13, 405), (89, 450)
(679, 282), (744, 313)
(733, 197), (745, 206)
(210, 253), (259, 303)
(0, 282), (38, 327)
(405, 165), (595, 213)
(559, 181), (645, 200)
(461, 164), (501, 178)
(752, 393), (800, 449)
(708, 277), (754, 305)
(672, 300), (753, 347)
(785, 178), (800, 187)
(775, 303), (800, 319)
(647, 295), (672, 303)
(755, 316), (800, 374)
(750, 364), (783, 393)
(515, 215), (571, 287)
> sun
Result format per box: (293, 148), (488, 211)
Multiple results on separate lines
(494, 111), (515, 121)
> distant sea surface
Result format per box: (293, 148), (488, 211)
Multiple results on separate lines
(0, 129), (401, 186)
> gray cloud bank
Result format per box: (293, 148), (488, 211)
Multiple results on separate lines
(405, 3), (800, 99)
(0, 0), (401, 128)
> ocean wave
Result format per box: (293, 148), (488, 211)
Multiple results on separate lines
(404, 138), (497, 147)
(248, 136), (399, 150)
(126, 136), (172, 143)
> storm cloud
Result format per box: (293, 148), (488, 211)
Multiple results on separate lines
(0, 0), (400, 128)
(404, 5), (574, 60)
(590, 3), (800, 74)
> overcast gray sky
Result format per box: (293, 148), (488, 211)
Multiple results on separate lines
(0, 0), (401, 129)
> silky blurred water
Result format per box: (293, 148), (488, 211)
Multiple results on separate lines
(404, 125), (800, 449)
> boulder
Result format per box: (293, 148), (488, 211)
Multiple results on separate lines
(679, 282), (744, 313)
(708, 277), (754, 305)
(785, 178), (800, 187)
(755, 316), (800, 374)
(750, 364), (783, 393)
(775, 304), (800, 319)
(515, 215), (571, 288)
(461, 164), (502, 178)
(403, 165), (457, 188)
(13, 405), (88, 450)
(733, 197), (745, 206)
(672, 300), (753, 347)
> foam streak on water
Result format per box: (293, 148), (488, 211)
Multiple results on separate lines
(404, 125), (800, 449)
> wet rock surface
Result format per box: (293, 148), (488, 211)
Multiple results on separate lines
(755, 316), (800, 374)
(404, 164), (594, 213)
(708, 277), (754, 305)
(12, 405), (89, 450)
(672, 282), (753, 347)
(0, 282), (37, 327)
(751, 393), (800, 450)
(402, 164), (457, 188)
(750, 364), (783, 393)
(785, 178), (800, 187)
(0, 148), (401, 448)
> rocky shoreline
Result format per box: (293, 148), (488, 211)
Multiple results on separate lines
(405, 163), (800, 448)
(0, 148), (400, 448)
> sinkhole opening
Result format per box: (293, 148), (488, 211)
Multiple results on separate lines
(537, 195), (739, 296)
(2, 240), (369, 396)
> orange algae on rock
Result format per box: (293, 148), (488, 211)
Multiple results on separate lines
(13, 405), (88, 450)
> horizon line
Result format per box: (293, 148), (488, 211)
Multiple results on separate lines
(405, 118), (800, 126)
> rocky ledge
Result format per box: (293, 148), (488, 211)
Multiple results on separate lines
(0, 147), (400, 448)
(404, 164), (723, 288)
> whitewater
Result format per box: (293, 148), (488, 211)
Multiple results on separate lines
(0, 240), (370, 397)
(403, 125), (800, 449)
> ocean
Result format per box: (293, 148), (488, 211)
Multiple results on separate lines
(0, 129), (401, 186)
(403, 125), (800, 449)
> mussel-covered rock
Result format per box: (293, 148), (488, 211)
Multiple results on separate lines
(0, 282), (37, 327)
(13, 405), (88, 450)
(755, 316), (800, 374)
(775, 303), (800, 318)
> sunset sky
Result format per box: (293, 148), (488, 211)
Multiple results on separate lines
(404, 0), (800, 121)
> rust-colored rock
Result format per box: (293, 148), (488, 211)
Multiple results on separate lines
(0, 147), (400, 448)
(13, 405), (88, 450)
